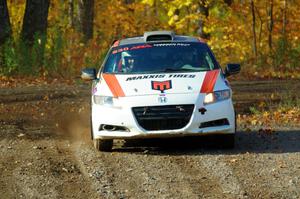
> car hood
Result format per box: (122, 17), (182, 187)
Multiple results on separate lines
(93, 69), (229, 97)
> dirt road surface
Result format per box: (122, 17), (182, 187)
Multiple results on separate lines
(0, 80), (299, 199)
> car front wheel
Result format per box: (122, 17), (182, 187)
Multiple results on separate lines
(219, 134), (235, 149)
(93, 139), (113, 152)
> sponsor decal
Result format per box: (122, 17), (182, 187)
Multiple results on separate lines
(112, 40), (120, 47)
(102, 74), (125, 97)
(200, 70), (219, 93)
(112, 43), (190, 54)
(112, 44), (153, 54)
(153, 43), (191, 47)
(151, 80), (172, 93)
(112, 47), (129, 54)
(130, 44), (152, 50)
(126, 74), (196, 81)
(169, 74), (196, 78)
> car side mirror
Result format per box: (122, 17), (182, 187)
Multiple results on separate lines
(81, 68), (97, 80)
(224, 63), (240, 77)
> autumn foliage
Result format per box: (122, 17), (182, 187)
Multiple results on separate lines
(0, 0), (300, 79)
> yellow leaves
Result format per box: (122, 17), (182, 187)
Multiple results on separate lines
(169, 0), (194, 10)
(7, 1), (25, 37)
(43, 95), (49, 101)
(251, 119), (258, 126)
(6, 0), (300, 80)
(167, 7), (177, 18)
(262, 111), (270, 118)
(259, 102), (266, 109)
(141, 0), (155, 6)
(166, 0), (200, 28)
(270, 93), (276, 100)
(239, 106), (300, 131)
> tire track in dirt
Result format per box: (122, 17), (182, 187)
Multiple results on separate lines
(73, 142), (153, 199)
(0, 139), (20, 198)
(38, 140), (98, 199)
(222, 152), (300, 198)
(164, 154), (224, 198)
(194, 155), (245, 197)
(103, 152), (203, 199)
(0, 139), (60, 198)
(0, 128), (98, 199)
(138, 149), (246, 199)
(73, 140), (242, 199)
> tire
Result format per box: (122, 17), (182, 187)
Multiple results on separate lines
(90, 117), (93, 140)
(219, 134), (235, 149)
(90, 96), (93, 140)
(93, 139), (113, 152)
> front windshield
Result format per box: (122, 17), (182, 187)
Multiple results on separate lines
(103, 42), (218, 74)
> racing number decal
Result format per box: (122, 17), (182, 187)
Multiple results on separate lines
(151, 80), (172, 93)
(102, 74), (125, 97)
(200, 70), (219, 93)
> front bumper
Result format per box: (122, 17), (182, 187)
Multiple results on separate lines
(91, 93), (235, 139)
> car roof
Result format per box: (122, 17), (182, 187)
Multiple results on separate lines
(115, 31), (204, 47)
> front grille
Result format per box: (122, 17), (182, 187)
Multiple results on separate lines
(132, 105), (194, 131)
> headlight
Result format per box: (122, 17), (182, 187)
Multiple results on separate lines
(93, 96), (114, 106)
(204, 89), (231, 105)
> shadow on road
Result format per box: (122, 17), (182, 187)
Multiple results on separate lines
(113, 130), (300, 155)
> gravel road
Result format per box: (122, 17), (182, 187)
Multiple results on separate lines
(0, 80), (299, 199)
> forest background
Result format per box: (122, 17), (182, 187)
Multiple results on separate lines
(0, 0), (300, 80)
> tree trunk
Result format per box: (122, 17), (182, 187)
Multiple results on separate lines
(68, 0), (75, 28)
(78, 0), (94, 42)
(267, 0), (274, 51)
(282, 0), (287, 36)
(0, 0), (11, 45)
(224, 0), (233, 6)
(21, 0), (50, 45)
(153, 0), (159, 18)
(250, 0), (257, 58)
(255, 6), (263, 47)
(123, 0), (134, 4)
(197, 0), (210, 39)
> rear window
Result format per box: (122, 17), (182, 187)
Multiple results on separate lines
(103, 42), (219, 74)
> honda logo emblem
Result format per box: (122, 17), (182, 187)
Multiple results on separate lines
(158, 96), (168, 103)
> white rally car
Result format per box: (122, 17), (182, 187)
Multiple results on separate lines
(82, 31), (240, 151)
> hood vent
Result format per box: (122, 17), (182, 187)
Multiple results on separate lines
(144, 31), (175, 42)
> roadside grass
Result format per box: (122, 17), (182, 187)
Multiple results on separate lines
(238, 91), (300, 131)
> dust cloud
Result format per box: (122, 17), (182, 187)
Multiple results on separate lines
(53, 105), (91, 144)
